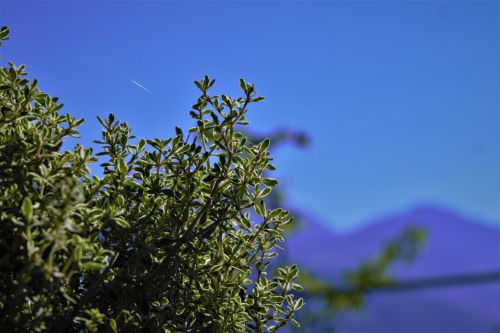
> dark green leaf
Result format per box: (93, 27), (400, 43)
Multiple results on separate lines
(21, 197), (33, 222)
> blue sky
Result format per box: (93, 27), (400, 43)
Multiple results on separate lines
(1, 1), (498, 231)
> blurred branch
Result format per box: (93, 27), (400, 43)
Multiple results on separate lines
(363, 270), (500, 293)
(246, 128), (310, 150)
(301, 270), (500, 299)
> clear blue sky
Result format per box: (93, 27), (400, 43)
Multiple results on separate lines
(1, 1), (498, 231)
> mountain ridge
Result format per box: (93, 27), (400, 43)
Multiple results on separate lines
(285, 204), (500, 332)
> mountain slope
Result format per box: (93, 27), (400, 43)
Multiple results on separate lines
(285, 205), (500, 332)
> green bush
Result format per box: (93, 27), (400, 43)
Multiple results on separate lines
(0, 26), (303, 332)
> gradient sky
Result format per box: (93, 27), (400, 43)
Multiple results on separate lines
(1, 1), (498, 232)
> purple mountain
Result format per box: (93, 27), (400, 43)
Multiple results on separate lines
(285, 205), (500, 332)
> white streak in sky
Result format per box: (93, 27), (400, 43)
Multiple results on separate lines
(128, 78), (151, 93)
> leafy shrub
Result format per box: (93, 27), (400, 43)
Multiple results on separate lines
(0, 26), (303, 332)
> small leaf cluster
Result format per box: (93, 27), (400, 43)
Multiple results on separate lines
(0, 26), (303, 332)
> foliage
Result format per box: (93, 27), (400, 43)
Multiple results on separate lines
(0, 26), (303, 332)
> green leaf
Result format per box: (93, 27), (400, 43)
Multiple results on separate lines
(116, 195), (125, 207)
(262, 178), (278, 187)
(114, 217), (130, 229)
(266, 163), (276, 170)
(260, 138), (270, 151)
(177, 144), (190, 154)
(202, 75), (210, 89)
(260, 187), (271, 197)
(194, 80), (203, 90)
(0, 26), (9, 41)
(137, 139), (146, 152)
(21, 197), (33, 222)
(109, 319), (118, 333)
(267, 209), (281, 219)
(117, 158), (127, 175)
(239, 78), (247, 93)
(210, 264), (223, 273)
(294, 298), (305, 310)
(260, 200), (267, 216)
(291, 318), (300, 328)
(107, 113), (115, 125)
(81, 262), (106, 271)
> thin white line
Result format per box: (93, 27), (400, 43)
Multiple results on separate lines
(128, 78), (152, 93)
